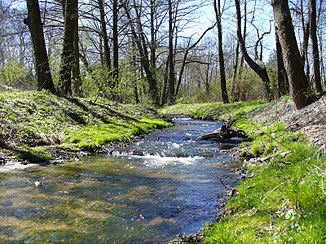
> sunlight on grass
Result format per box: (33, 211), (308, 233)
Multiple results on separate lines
(201, 117), (325, 243)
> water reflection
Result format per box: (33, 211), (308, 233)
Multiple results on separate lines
(0, 116), (241, 243)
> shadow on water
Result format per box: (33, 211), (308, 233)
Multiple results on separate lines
(0, 116), (242, 243)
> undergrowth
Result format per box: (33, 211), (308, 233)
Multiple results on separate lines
(0, 90), (171, 162)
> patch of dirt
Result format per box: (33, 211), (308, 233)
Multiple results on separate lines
(248, 96), (326, 151)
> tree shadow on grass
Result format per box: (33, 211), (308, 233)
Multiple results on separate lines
(62, 96), (139, 124)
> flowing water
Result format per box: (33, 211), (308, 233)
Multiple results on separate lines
(0, 116), (241, 243)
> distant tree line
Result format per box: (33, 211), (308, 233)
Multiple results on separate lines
(0, 0), (325, 109)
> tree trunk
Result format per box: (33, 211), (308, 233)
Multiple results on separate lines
(150, 0), (157, 68)
(98, 0), (111, 69)
(131, 39), (139, 104)
(59, 0), (76, 95)
(275, 31), (289, 97)
(236, 0), (247, 101)
(168, 0), (175, 105)
(272, 0), (316, 109)
(161, 58), (169, 106)
(235, 0), (271, 101)
(72, 0), (82, 96)
(214, 0), (229, 103)
(24, 0), (55, 93)
(231, 38), (240, 101)
(300, 0), (310, 64)
(310, 0), (322, 92)
(123, 2), (159, 106)
(112, 0), (119, 82)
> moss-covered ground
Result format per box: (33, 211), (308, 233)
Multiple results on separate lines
(0, 90), (171, 163)
(160, 101), (325, 243)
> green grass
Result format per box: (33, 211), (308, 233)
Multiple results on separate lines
(160, 101), (266, 120)
(204, 120), (324, 243)
(202, 139), (325, 243)
(161, 100), (325, 243)
(0, 90), (171, 162)
(65, 118), (169, 151)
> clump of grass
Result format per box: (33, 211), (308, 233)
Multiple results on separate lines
(16, 147), (52, 163)
(65, 118), (170, 151)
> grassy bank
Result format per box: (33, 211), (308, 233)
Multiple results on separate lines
(160, 101), (266, 121)
(160, 101), (325, 243)
(0, 90), (171, 163)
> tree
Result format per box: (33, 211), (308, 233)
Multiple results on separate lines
(98, 0), (111, 70)
(275, 31), (289, 97)
(59, 0), (79, 95)
(299, 0), (310, 76)
(310, 0), (322, 92)
(73, 0), (82, 96)
(112, 0), (119, 82)
(214, 0), (229, 103)
(272, 0), (316, 109)
(168, 0), (175, 105)
(122, 1), (160, 105)
(235, 0), (271, 101)
(24, 0), (56, 93)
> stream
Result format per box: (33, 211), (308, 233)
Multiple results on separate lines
(0, 116), (241, 243)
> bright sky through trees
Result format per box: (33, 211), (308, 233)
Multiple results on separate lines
(185, 0), (276, 61)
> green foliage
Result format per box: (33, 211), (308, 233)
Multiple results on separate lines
(202, 220), (239, 244)
(229, 68), (268, 101)
(82, 66), (111, 98)
(81, 63), (149, 105)
(0, 59), (32, 89)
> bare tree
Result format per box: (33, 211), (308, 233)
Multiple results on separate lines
(59, 0), (79, 95)
(73, 0), (82, 96)
(168, 0), (175, 105)
(112, 0), (119, 82)
(24, 0), (56, 93)
(99, 0), (111, 69)
(214, 0), (229, 103)
(122, 0), (160, 105)
(310, 0), (322, 92)
(235, 0), (271, 101)
(272, 0), (316, 109)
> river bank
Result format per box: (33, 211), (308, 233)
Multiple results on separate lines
(0, 89), (171, 172)
(162, 96), (325, 243)
(0, 114), (241, 242)
(1, 89), (325, 242)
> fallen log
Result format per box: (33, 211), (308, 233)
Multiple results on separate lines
(201, 119), (248, 141)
